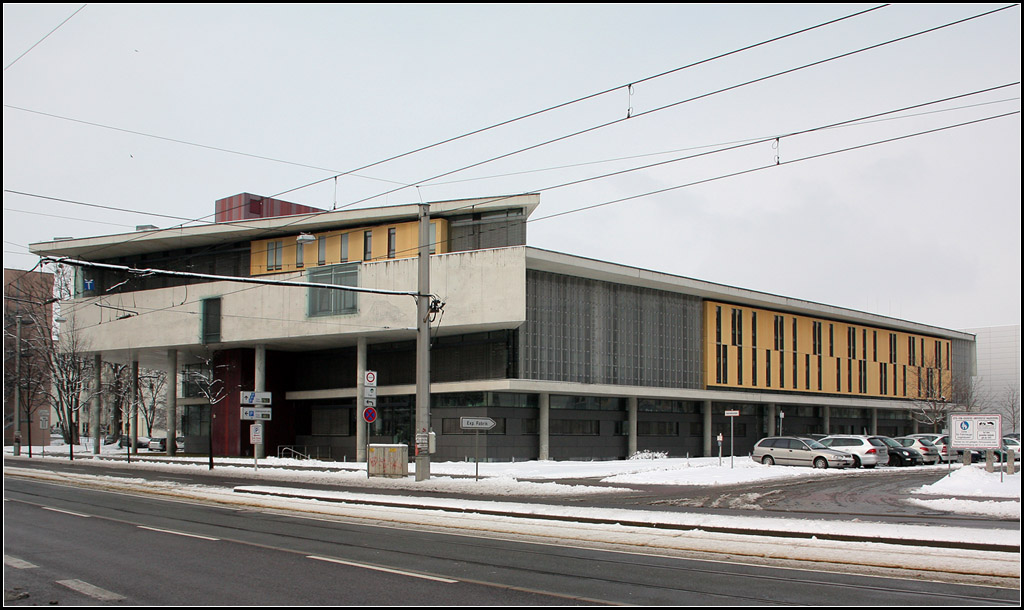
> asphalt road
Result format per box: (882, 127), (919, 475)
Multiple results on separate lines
(560, 467), (1018, 528)
(5, 456), (1013, 530)
(4, 476), (1020, 606)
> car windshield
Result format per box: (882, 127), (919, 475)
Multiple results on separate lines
(877, 437), (901, 448)
(803, 438), (827, 449)
(1005, 438), (1020, 447)
(918, 438), (935, 447)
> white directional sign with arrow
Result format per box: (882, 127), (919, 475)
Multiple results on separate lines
(460, 417), (496, 430)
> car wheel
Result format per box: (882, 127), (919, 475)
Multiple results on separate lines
(813, 457), (828, 469)
(852, 456), (861, 468)
(762, 455), (775, 466)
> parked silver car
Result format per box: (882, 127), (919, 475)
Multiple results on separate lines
(894, 436), (940, 465)
(752, 436), (854, 469)
(148, 436), (185, 452)
(907, 433), (955, 462)
(819, 435), (889, 468)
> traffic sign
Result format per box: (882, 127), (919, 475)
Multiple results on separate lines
(460, 417), (496, 430)
(250, 422), (264, 444)
(241, 391), (272, 405)
(949, 413), (1002, 449)
(724, 410), (740, 417)
(364, 370), (377, 387)
(241, 407), (272, 421)
(363, 406), (377, 423)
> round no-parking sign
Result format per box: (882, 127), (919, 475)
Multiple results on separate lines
(363, 406), (377, 423)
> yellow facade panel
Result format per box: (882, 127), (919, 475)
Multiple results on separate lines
(250, 218), (449, 276)
(705, 300), (951, 401)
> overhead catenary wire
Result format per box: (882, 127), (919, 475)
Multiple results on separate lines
(4, 4), (87, 71)
(268, 4), (893, 201)
(528, 110), (1020, 224)
(3, 4), (898, 268)
(39, 105), (1021, 330)
(35, 257), (424, 297)
(18, 80), (1021, 289)
(122, 2), (1024, 268)
(271, 3), (1021, 212)
(9, 4), (1018, 302)
(4, 2), (892, 255)
(8, 88), (1019, 244)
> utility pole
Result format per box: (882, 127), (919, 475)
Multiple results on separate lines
(415, 203), (431, 481)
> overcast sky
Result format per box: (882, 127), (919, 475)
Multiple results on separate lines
(3, 4), (1020, 332)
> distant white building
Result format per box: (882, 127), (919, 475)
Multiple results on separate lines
(961, 324), (1021, 433)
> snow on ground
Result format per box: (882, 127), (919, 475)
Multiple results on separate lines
(8, 441), (1020, 510)
(7, 443), (1019, 583)
(903, 463), (1022, 519)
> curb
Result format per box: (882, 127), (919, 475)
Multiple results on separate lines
(233, 486), (1022, 554)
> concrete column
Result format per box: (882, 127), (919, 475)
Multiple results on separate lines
(766, 403), (776, 436)
(702, 400), (712, 457)
(92, 355), (102, 454)
(538, 392), (550, 460)
(356, 337), (367, 462)
(131, 360), (139, 453)
(254, 345), (266, 459)
(822, 405), (830, 435)
(627, 396), (638, 458)
(870, 408), (878, 435)
(166, 350), (178, 456)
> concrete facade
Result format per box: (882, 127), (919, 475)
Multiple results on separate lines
(961, 324), (1021, 433)
(29, 193), (977, 460)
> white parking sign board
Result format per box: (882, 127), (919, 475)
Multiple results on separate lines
(949, 413), (1002, 449)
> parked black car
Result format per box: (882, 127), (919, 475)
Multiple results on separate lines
(119, 435), (151, 449)
(871, 436), (923, 467)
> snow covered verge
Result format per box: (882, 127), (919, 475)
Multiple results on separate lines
(904, 464), (1022, 519)
(5, 443), (1021, 512)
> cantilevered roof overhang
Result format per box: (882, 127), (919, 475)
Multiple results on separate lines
(29, 193), (540, 261)
(526, 246), (976, 342)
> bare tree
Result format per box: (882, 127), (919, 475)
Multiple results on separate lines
(1001, 384), (1021, 435)
(138, 368), (168, 437)
(33, 263), (99, 451)
(103, 361), (133, 441)
(45, 313), (95, 447)
(907, 357), (988, 431)
(4, 271), (54, 455)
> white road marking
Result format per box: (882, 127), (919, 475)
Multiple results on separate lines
(307, 555), (458, 583)
(138, 526), (219, 541)
(41, 506), (91, 518)
(4, 555), (38, 569)
(57, 579), (126, 601)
